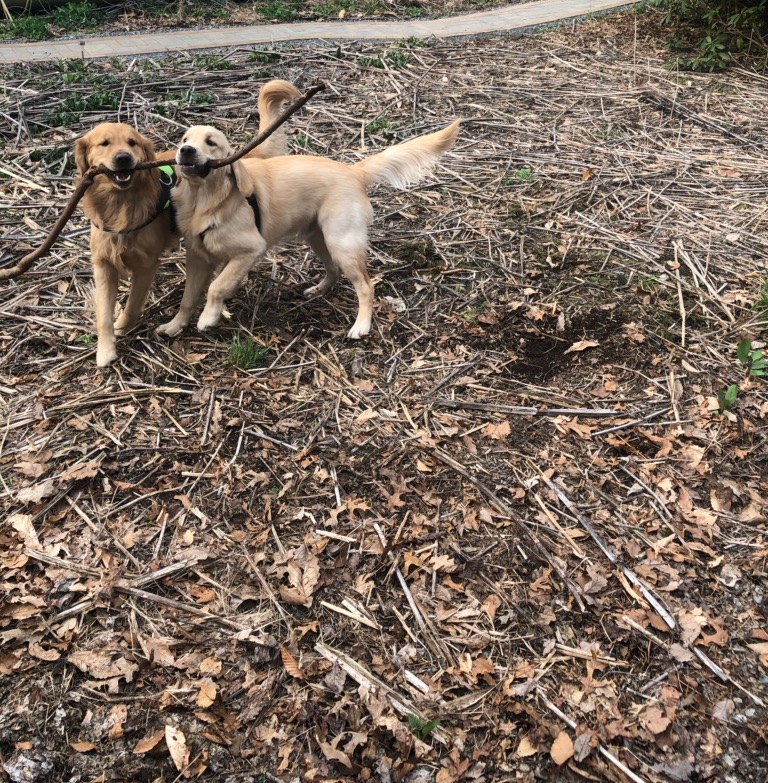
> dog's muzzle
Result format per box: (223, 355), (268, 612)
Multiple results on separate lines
(177, 145), (210, 178)
(107, 151), (136, 189)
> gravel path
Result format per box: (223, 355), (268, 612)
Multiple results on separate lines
(1, 0), (633, 63)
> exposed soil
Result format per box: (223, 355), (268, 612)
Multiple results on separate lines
(1, 9), (767, 783)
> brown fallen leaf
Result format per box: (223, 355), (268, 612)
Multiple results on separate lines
(70, 741), (97, 753)
(481, 420), (511, 441)
(28, 642), (60, 662)
(68, 650), (138, 683)
(280, 645), (305, 679)
(747, 641), (768, 667)
(133, 729), (165, 754)
(108, 704), (128, 740)
(319, 739), (353, 769)
(563, 339), (599, 355)
(16, 478), (57, 505)
(640, 705), (671, 735)
(197, 679), (217, 708)
(669, 643), (695, 663)
(165, 725), (189, 775)
(573, 732), (593, 762)
(550, 731), (574, 765)
(199, 656), (222, 676)
(517, 735), (537, 757)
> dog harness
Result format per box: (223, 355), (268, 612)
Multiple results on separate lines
(198, 166), (261, 243)
(93, 165), (177, 234)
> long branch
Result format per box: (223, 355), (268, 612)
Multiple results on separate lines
(0, 82), (325, 282)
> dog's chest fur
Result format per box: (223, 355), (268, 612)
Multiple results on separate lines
(174, 176), (262, 259)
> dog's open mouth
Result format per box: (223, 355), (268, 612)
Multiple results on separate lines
(179, 162), (210, 178)
(107, 170), (134, 189)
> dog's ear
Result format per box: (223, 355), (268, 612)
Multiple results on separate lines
(75, 135), (90, 174)
(138, 133), (156, 162)
(230, 160), (254, 197)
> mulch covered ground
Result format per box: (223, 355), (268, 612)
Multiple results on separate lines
(1, 10), (767, 782)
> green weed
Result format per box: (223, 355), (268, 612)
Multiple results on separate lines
(193, 53), (236, 70)
(258, 0), (300, 21)
(47, 90), (120, 126)
(365, 117), (400, 138)
(737, 338), (766, 378)
(408, 714), (439, 742)
(358, 46), (411, 69)
(52, 1), (102, 31)
(228, 334), (269, 370)
(3, 15), (50, 40)
(248, 49), (281, 63)
(715, 383), (738, 413)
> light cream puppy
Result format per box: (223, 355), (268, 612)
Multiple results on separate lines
(76, 79), (301, 367)
(158, 120), (460, 339)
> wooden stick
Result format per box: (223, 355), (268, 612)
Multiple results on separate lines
(0, 82), (325, 281)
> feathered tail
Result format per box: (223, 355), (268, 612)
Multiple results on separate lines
(246, 79), (302, 159)
(354, 120), (460, 190)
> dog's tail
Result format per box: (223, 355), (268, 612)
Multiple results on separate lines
(247, 79), (302, 159)
(354, 120), (460, 190)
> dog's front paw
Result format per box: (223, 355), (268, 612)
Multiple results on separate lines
(113, 316), (137, 336)
(347, 320), (371, 340)
(96, 344), (118, 368)
(303, 284), (321, 299)
(196, 309), (221, 332)
(157, 319), (186, 338)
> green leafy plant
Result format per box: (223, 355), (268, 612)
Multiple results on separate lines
(358, 46), (411, 69)
(192, 53), (236, 70)
(654, 0), (768, 71)
(408, 713), (439, 741)
(52, 1), (102, 32)
(248, 49), (280, 63)
(258, 0), (300, 21)
(365, 117), (400, 138)
(716, 383), (739, 413)
(227, 333), (269, 370)
(75, 333), (97, 344)
(737, 338), (766, 377)
(3, 14), (50, 40)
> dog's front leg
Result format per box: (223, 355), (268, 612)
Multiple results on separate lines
(115, 263), (156, 335)
(157, 246), (212, 337)
(197, 243), (264, 332)
(93, 260), (120, 367)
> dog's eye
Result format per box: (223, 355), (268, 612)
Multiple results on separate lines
(128, 139), (137, 147)
(206, 138), (217, 148)
(100, 140), (110, 147)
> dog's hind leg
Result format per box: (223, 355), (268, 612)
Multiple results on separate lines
(303, 231), (340, 299)
(115, 264), (156, 335)
(157, 246), (212, 337)
(322, 237), (373, 339)
(93, 260), (120, 367)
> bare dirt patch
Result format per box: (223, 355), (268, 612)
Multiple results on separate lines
(1, 10), (767, 783)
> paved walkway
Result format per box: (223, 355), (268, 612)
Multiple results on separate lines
(1, 0), (633, 63)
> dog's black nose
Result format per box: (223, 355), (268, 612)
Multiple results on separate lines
(179, 145), (196, 158)
(113, 151), (133, 168)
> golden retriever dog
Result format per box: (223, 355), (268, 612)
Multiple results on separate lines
(75, 79), (301, 367)
(157, 120), (460, 340)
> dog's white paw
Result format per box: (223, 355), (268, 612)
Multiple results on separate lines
(96, 344), (117, 368)
(303, 284), (321, 299)
(347, 320), (371, 340)
(157, 319), (186, 338)
(113, 317), (136, 337)
(196, 309), (221, 332)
